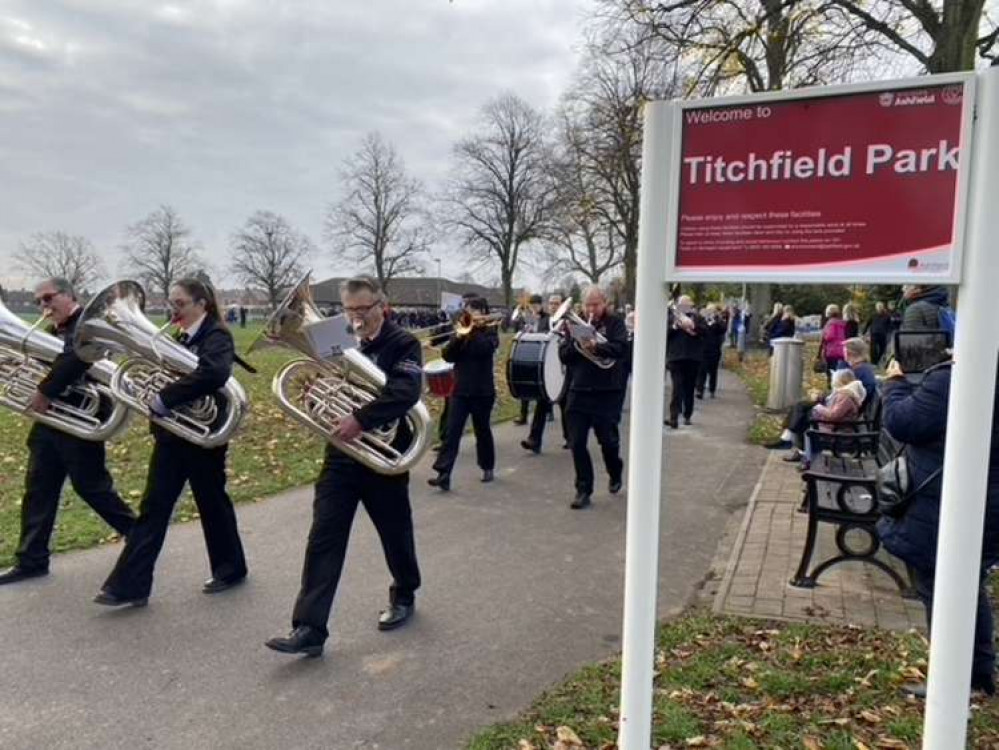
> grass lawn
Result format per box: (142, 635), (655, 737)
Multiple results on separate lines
(0, 323), (521, 567)
(724, 345), (829, 446)
(468, 612), (999, 749)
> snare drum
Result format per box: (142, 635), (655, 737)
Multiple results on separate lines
(423, 358), (455, 398)
(506, 333), (566, 403)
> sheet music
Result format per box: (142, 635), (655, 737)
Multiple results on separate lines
(303, 314), (358, 361)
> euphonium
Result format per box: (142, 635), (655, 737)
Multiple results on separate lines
(0, 298), (130, 441)
(550, 297), (615, 370)
(246, 272), (430, 476)
(74, 281), (248, 448)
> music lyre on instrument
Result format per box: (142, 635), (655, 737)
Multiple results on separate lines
(246, 271), (431, 475)
(0, 298), (131, 441)
(74, 280), (249, 448)
(550, 297), (615, 370)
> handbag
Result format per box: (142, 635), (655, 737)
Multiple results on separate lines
(876, 443), (942, 518)
(812, 355), (828, 374)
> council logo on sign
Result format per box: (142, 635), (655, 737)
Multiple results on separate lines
(879, 93), (895, 107)
(942, 86), (964, 105)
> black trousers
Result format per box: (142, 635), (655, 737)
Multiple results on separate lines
(668, 359), (700, 421)
(437, 398), (451, 444)
(103, 438), (246, 598)
(913, 566), (995, 685)
(696, 353), (721, 396)
(16, 425), (135, 572)
(292, 458), (420, 639)
(567, 407), (623, 495)
(519, 399), (530, 421)
(871, 334), (888, 365)
(432, 395), (495, 475)
(527, 398), (553, 448)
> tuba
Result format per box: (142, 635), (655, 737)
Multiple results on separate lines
(74, 281), (248, 448)
(246, 272), (431, 476)
(550, 297), (615, 370)
(0, 299), (130, 441)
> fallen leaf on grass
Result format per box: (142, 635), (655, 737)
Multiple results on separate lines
(517, 741), (537, 750)
(803, 738), (823, 750)
(555, 726), (583, 746)
(858, 709), (882, 724)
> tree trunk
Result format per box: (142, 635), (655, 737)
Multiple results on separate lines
(623, 238), (637, 305)
(927, 0), (985, 73)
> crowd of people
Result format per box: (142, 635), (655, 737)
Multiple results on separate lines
(2, 274), (995, 700)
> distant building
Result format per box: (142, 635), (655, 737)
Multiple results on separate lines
(311, 276), (517, 310)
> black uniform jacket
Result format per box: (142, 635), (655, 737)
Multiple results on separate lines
(37, 307), (91, 400)
(156, 316), (235, 441)
(558, 312), (629, 394)
(441, 326), (498, 398)
(666, 310), (708, 363)
(330, 319), (423, 464)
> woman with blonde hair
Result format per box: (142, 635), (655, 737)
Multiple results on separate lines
(819, 303), (847, 385)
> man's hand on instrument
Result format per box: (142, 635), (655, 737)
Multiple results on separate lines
(334, 414), (364, 442)
(28, 391), (51, 414)
(149, 395), (172, 418)
(581, 338), (598, 352)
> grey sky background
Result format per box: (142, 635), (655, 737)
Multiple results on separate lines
(1, 0), (591, 292)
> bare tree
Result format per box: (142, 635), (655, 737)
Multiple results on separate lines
(326, 132), (430, 293)
(596, 0), (996, 90)
(122, 205), (201, 300)
(14, 231), (106, 291)
(445, 94), (554, 308)
(542, 115), (625, 286)
(230, 211), (315, 308)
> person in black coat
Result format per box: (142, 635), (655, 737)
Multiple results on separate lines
(666, 295), (707, 428)
(515, 295), (547, 426)
(877, 355), (999, 696)
(0, 277), (135, 586)
(267, 276), (425, 656)
(695, 304), (728, 399)
(519, 294), (559, 454)
(428, 297), (498, 491)
(864, 302), (892, 365)
(559, 287), (629, 509)
(96, 278), (247, 607)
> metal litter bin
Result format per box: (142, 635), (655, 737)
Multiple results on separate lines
(767, 337), (804, 411)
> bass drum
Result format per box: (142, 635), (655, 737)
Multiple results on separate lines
(506, 333), (565, 403)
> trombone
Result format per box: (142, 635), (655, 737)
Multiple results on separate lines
(411, 311), (503, 348)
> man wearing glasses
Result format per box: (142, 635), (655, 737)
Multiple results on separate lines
(0, 277), (135, 586)
(266, 275), (424, 657)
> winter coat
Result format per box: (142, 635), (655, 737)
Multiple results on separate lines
(821, 318), (848, 362)
(812, 380), (865, 429)
(902, 286), (950, 331)
(877, 365), (999, 573)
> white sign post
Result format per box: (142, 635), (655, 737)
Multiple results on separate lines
(923, 66), (999, 748)
(618, 67), (997, 750)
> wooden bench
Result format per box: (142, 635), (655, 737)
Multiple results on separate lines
(790, 427), (913, 594)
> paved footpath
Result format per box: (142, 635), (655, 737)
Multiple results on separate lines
(0, 370), (764, 750)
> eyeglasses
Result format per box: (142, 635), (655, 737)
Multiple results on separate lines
(169, 299), (193, 310)
(33, 292), (60, 306)
(343, 301), (381, 315)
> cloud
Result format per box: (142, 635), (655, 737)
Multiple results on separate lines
(0, 0), (590, 289)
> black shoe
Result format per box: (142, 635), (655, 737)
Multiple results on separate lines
(481, 469), (494, 483)
(265, 626), (325, 657)
(0, 566), (49, 586)
(427, 473), (451, 491)
(570, 492), (592, 510)
(378, 603), (414, 631)
(684, 417), (692, 426)
(520, 439), (540, 455)
(202, 575), (247, 594)
(973, 675), (997, 696)
(695, 391), (704, 400)
(763, 439), (793, 450)
(901, 682), (927, 699)
(93, 590), (148, 608)
(667, 418), (679, 429)
(609, 478), (623, 495)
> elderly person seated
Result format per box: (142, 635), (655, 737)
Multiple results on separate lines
(797, 369), (866, 470)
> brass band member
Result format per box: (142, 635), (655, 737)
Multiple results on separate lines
(559, 287), (628, 510)
(95, 278), (247, 606)
(666, 295), (707, 429)
(514, 294), (543, 426)
(0, 278), (135, 586)
(267, 276), (423, 657)
(520, 294), (556, 454)
(428, 296), (498, 491)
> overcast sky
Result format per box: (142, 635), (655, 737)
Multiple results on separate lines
(1, 0), (591, 292)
